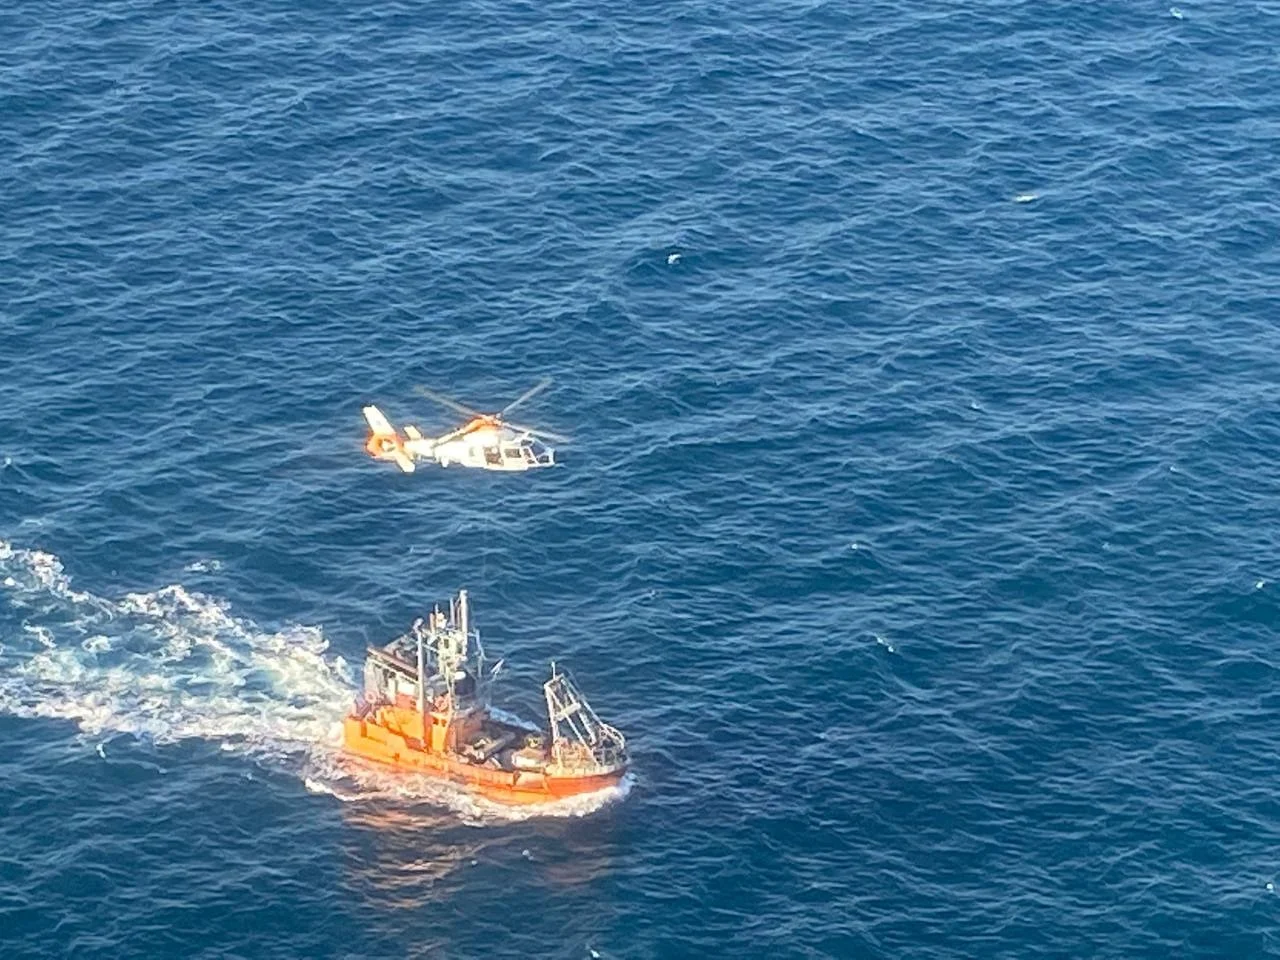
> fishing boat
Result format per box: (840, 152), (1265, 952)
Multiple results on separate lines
(342, 590), (628, 804)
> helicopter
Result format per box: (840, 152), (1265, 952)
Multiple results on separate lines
(362, 379), (568, 473)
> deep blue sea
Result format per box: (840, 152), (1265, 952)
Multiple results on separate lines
(3, 1), (1280, 956)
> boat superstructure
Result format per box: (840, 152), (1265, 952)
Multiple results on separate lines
(342, 590), (627, 804)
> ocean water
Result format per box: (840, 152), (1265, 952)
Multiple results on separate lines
(2, 0), (1279, 956)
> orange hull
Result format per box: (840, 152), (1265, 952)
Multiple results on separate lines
(343, 713), (625, 805)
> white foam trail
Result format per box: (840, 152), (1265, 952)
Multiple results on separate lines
(304, 777), (361, 802)
(0, 539), (630, 821)
(0, 538), (351, 757)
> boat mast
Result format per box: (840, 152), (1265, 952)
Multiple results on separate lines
(416, 615), (427, 717)
(458, 589), (469, 644)
(546, 660), (560, 755)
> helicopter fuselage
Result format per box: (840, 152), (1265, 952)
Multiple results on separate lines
(406, 426), (554, 471)
(362, 399), (560, 473)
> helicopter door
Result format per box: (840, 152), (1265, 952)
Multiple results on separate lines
(483, 446), (503, 466)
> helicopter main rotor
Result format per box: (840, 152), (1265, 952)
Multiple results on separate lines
(504, 420), (570, 444)
(411, 380), (570, 444)
(499, 378), (553, 417)
(413, 386), (486, 421)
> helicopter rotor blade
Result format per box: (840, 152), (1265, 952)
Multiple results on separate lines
(413, 386), (486, 420)
(499, 377), (553, 417)
(505, 420), (571, 444)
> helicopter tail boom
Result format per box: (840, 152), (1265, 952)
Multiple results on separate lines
(362, 405), (417, 473)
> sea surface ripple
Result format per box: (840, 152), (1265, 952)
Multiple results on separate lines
(2, 1), (1279, 957)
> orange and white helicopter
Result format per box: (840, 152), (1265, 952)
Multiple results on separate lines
(362, 379), (567, 473)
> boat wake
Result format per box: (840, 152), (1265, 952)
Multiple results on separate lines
(0, 539), (352, 757)
(0, 540), (627, 821)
